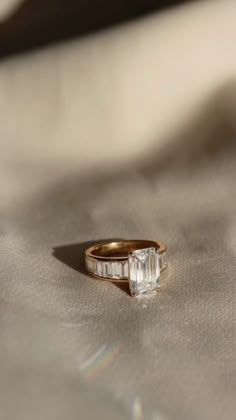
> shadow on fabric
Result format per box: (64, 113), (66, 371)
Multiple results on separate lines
(53, 240), (130, 295)
(0, 0), (192, 59)
(47, 80), (236, 297)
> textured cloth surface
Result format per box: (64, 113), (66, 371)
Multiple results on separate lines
(0, 1), (236, 420)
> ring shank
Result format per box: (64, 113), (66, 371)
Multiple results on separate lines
(86, 240), (166, 260)
(85, 240), (167, 282)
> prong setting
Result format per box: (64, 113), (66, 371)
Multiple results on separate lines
(128, 247), (160, 297)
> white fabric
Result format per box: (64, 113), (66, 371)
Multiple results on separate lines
(0, 1), (235, 419)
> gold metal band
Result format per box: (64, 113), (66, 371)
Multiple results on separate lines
(85, 240), (167, 282)
(86, 240), (166, 260)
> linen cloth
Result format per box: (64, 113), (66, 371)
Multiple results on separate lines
(0, 1), (235, 419)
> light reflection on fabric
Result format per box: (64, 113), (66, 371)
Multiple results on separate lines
(79, 343), (121, 380)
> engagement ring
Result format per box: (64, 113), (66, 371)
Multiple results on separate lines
(85, 240), (167, 297)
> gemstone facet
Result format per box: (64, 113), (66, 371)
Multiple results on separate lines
(128, 247), (160, 296)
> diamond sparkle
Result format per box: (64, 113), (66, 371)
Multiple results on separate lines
(128, 247), (160, 296)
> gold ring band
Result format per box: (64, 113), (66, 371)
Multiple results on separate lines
(85, 240), (167, 296)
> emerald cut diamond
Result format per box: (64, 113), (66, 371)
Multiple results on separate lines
(128, 247), (160, 296)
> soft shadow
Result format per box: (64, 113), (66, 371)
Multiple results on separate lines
(10, 79), (236, 297)
(139, 80), (236, 178)
(0, 0), (192, 60)
(53, 241), (97, 276)
(53, 240), (131, 296)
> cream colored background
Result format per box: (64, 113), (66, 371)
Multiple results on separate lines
(0, 1), (235, 419)
(0, 0), (20, 20)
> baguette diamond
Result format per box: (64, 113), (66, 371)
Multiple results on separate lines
(86, 258), (129, 280)
(86, 240), (167, 296)
(128, 247), (160, 296)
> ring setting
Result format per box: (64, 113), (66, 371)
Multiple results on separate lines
(85, 240), (167, 297)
